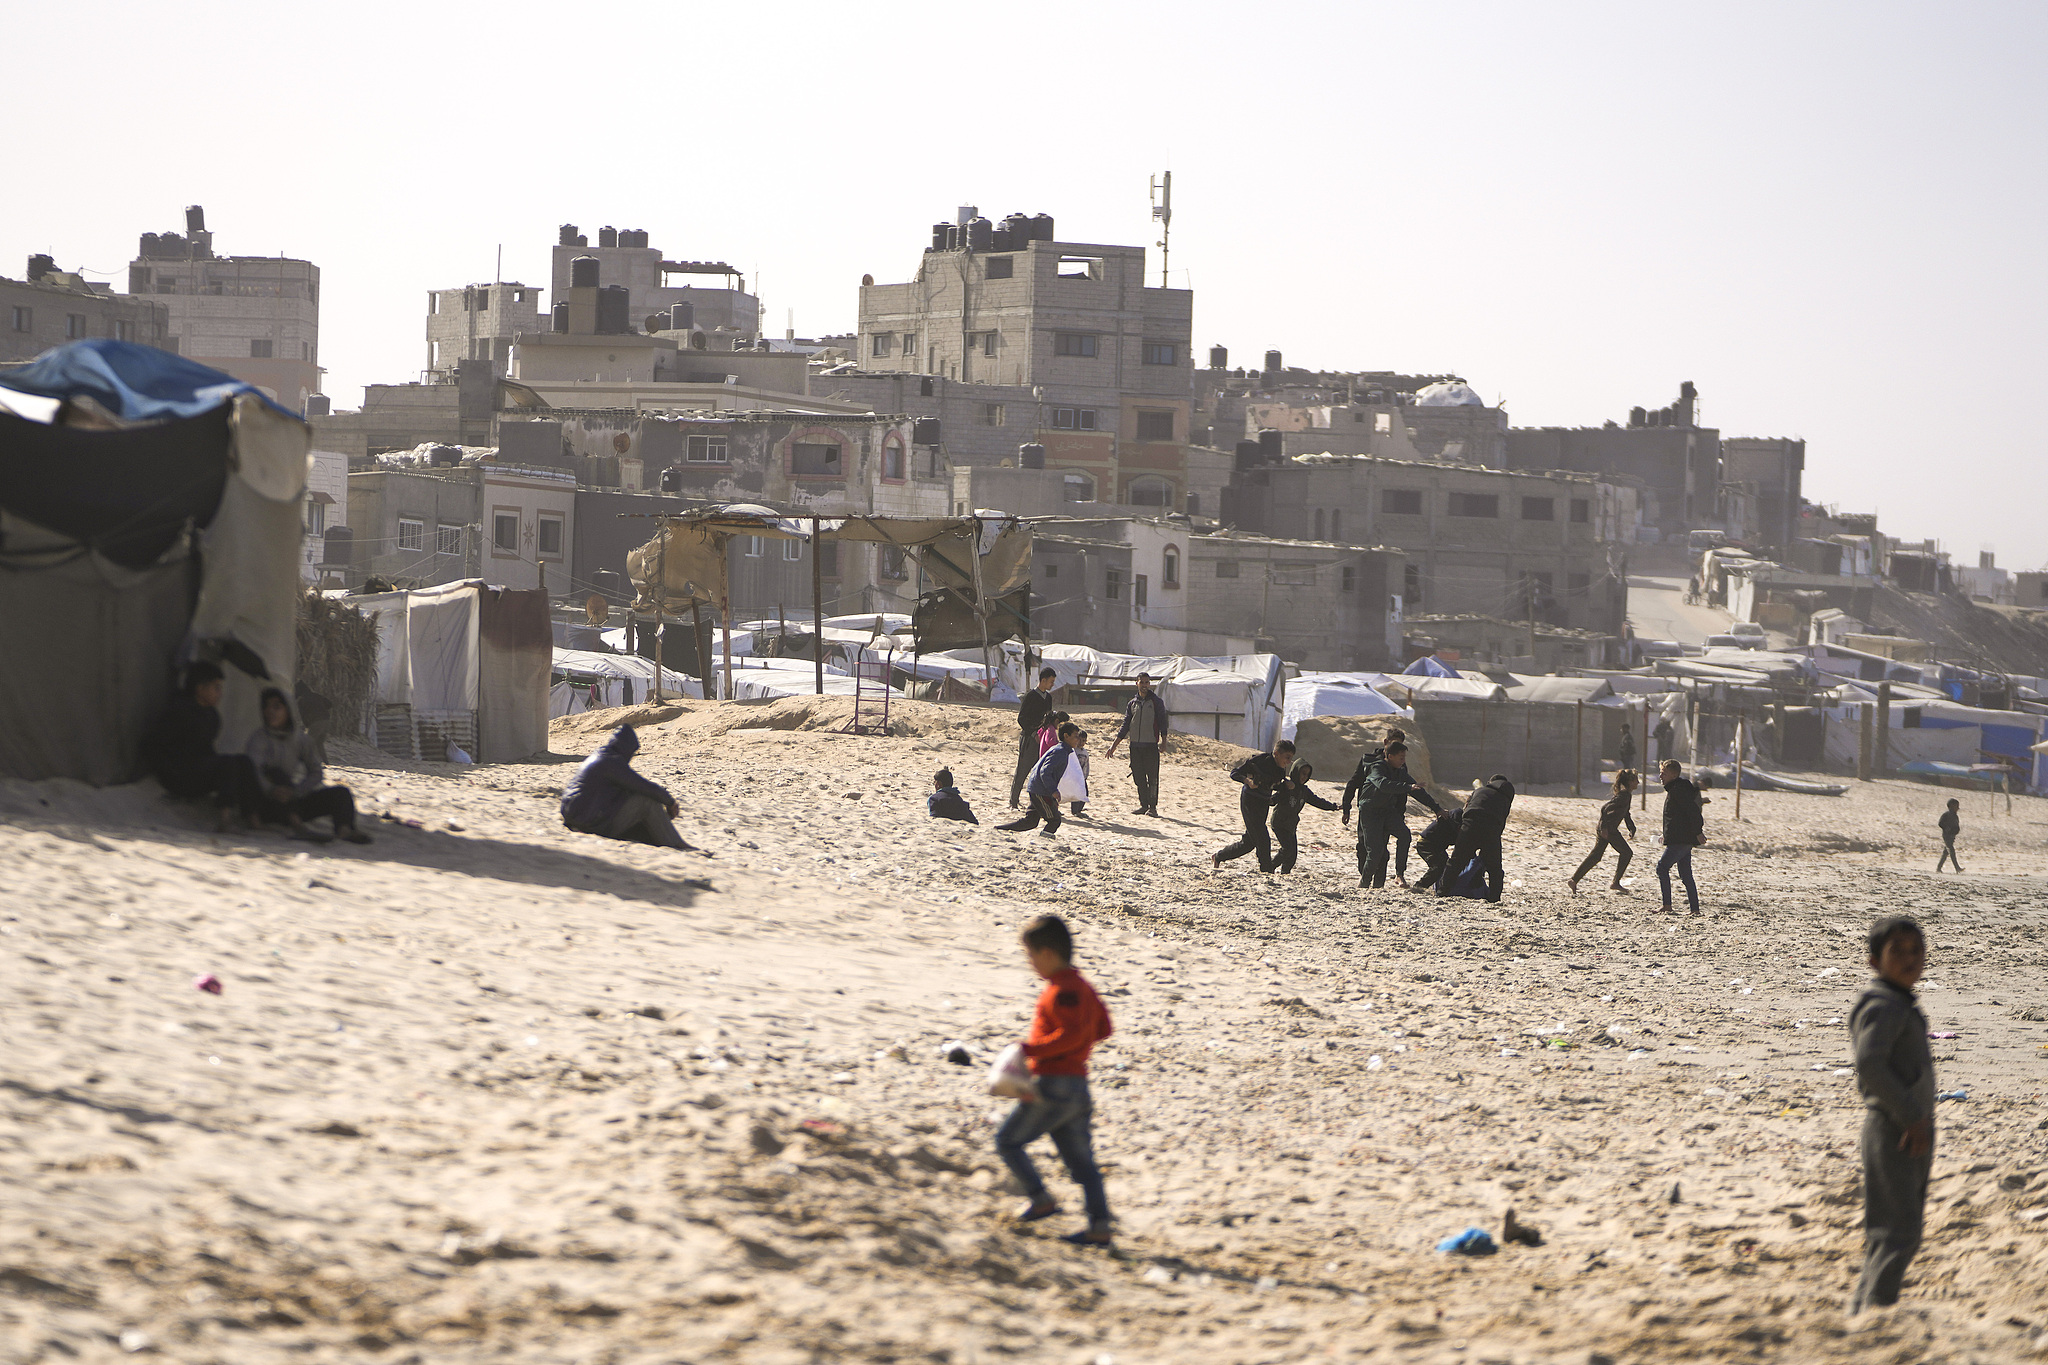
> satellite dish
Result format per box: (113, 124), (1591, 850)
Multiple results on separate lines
(586, 595), (610, 625)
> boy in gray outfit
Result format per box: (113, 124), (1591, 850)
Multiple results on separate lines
(1848, 915), (1935, 1314)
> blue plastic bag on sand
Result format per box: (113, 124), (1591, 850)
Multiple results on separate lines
(1437, 1227), (1497, 1255)
(1445, 858), (1489, 900)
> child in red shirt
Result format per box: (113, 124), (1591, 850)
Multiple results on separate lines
(996, 913), (1115, 1245)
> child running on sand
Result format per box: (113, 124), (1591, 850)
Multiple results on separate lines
(998, 914), (1115, 1246)
(928, 768), (978, 824)
(1567, 768), (1637, 894)
(1936, 799), (1962, 872)
(1269, 760), (1341, 874)
(1849, 915), (1936, 1314)
(1068, 727), (1092, 818)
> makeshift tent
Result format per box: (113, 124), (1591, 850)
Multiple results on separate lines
(1401, 654), (1458, 678)
(1501, 674), (1614, 704)
(996, 642), (1286, 750)
(1363, 672), (1506, 704)
(1280, 672), (1409, 741)
(1, 340), (308, 784)
(552, 648), (701, 714)
(349, 581), (549, 761)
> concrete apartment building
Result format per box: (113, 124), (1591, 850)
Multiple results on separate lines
(1503, 382), (1715, 541)
(125, 206), (321, 413)
(344, 458), (577, 596)
(1028, 516), (1403, 670)
(428, 282), (544, 380)
(1222, 452), (1636, 636)
(1195, 359), (1507, 464)
(549, 223), (759, 348)
(856, 208), (1195, 511)
(3, 256), (170, 364)
(1719, 435), (1805, 553)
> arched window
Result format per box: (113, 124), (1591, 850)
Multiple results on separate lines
(1128, 476), (1173, 507)
(1314, 508), (1325, 540)
(1062, 473), (1095, 503)
(1163, 545), (1180, 587)
(1330, 508), (1343, 542)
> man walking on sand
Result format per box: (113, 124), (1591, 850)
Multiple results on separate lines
(1655, 759), (1708, 914)
(1106, 672), (1170, 815)
(1213, 739), (1294, 872)
(1012, 667), (1057, 809)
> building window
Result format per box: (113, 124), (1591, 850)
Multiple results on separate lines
(1521, 496), (1555, 521)
(983, 403), (1005, 426)
(686, 434), (728, 464)
(1570, 498), (1590, 524)
(12, 306), (32, 332)
(1568, 572), (1590, 598)
(1045, 562), (1058, 579)
(1215, 560), (1239, 578)
(1341, 566), (1356, 592)
(882, 442), (905, 480)
(819, 540), (841, 578)
(791, 441), (843, 477)
(1272, 562), (1317, 586)
(1062, 473), (1094, 502)
(492, 512), (518, 553)
(1052, 407), (1099, 430)
(113, 320), (131, 342)
(1105, 567), (1123, 600)
(985, 256), (1014, 279)
(1448, 492), (1499, 518)
(1314, 509), (1325, 540)
(879, 545), (909, 581)
(1375, 412), (1393, 433)
(1382, 489), (1424, 515)
(1163, 546), (1180, 587)
(1134, 574), (1149, 609)
(437, 523), (463, 556)
(783, 538), (803, 562)
(399, 518), (425, 552)
(979, 331), (998, 357)
(1142, 341), (1177, 366)
(1330, 509), (1343, 541)
(872, 333), (892, 357)
(900, 333), (917, 362)
(1135, 410), (1175, 441)
(66, 314), (87, 338)
(1128, 477), (1173, 507)
(744, 535), (765, 558)
(537, 515), (563, 557)
(1404, 563), (1422, 605)
(1053, 332), (1098, 358)
(305, 500), (325, 535)
(249, 339), (273, 358)
(512, 289), (526, 303)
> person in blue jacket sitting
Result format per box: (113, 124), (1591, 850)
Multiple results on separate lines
(560, 726), (697, 851)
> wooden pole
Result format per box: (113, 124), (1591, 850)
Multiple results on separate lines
(1875, 681), (1892, 777)
(1574, 699), (1584, 798)
(970, 517), (993, 704)
(1641, 696), (1651, 810)
(811, 518), (825, 696)
(719, 536), (735, 704)
(1734, 713), (1745, 822)
(653, 522), (667, 704)
(691, 598), (707, 700)
(1857, 702), (1872, 781)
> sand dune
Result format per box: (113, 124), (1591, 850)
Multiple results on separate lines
(3, 696), (2045, 1363)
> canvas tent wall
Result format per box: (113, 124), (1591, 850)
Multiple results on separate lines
(996, 642), (1286, 751)
(0, 340), (309, 784)
(1280, 672), (1409, 742)
(350, 580), (549, 761)
(552, 648), (702, 713)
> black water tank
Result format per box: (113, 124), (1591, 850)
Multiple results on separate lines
(304, 394), (331, 417)
(140, 232), (160, 257)
(931, 222), (950, 250)
(1258, 428), (1282, 459)
(320, 526), (353, 566)
(575, 234), (588, 248)
(1209, 345), (1228, 369)
(912, 416), (941, 446)
(990, 227), (1014, 252)
(185, 205), (206, 234)
(966, 217), (993, 251)
(1264, 350), (1283, 372)
(570, 255), (600, 288)
(599, 226), (618, 248)
(1030, 213), (1054, 241)
(1002, 212), (1032, 243)
(1629, 405), (1648, 427)
(551, 301), (569, 333)
(558, 223), (579, 246)
(429, 444), (461, 467)
(1019, 443), (1046, 469)
(670, 302), (694, 331)
(1234, 440), (1264, 472)
(596, 285), (630, 335)
(593, 568), (625, 599)
(659, 466), (683, 493)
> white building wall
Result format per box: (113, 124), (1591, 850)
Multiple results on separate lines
(482, 468), (578, 597)
(301, 449), (350, 583)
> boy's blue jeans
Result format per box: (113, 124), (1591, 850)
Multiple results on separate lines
(1657, 843), (1699, 911)
(995, 1074), (1110, 1228)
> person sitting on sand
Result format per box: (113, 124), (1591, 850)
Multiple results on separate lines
(1935, 799), (1962, 873)
(1567, 768), (1637, 895)
(1409, 803), (1464, 892)
(142, 661), (261, 833)
(929, 767), (978, 824)
(1268, 760), (1341, 874)
(1213, 739), (1294, 872)
(999, 723), (1078, 837)
(561, 725), (696, 851)
(998, 913), (1115, 1248)
(245, 688), (373, 844)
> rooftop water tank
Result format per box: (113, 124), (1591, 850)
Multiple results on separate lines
(1029, 213), (1054, 241)
(558, 223), (579, 245)
(551, 301), (569, 333)
(1209, 345), (1228, 369)
(931, 222), (951, 250)
(1257, 428), (1282, 458)
(966, 216), (993, 251)
(1264, 350), (1283, 372)
(570, 256), (600, 288)
(598, 226), (618, 248)
(1019, 443), (1046, 469)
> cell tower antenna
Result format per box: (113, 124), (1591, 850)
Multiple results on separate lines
(1149, 171), (1172, 289)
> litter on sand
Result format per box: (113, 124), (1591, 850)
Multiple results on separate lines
(1437, 1226), (1498, 1255)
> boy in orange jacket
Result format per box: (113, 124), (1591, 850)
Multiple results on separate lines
(997, 913), (1115, 1245)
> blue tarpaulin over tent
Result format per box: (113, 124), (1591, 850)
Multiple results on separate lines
(0, 337), (296, 421)
(1402, 654), (1458, 678)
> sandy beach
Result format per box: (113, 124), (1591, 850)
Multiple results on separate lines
(3, 696), (2046, 1364)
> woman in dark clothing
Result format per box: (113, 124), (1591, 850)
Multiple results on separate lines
(1567, 768), (1637, 894)
(246, 688), (372, 843)
(143, 661), (261, 832)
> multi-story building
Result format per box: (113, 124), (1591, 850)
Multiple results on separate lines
(856, 208), (1194, 510)
(125, 206), (321, 412)
(1222, 452), (1637, 637)
(549, 223), (758, 348)
(343, 456), (578, 597)
(301, 449), (350, 586)
(1504, 382), (1717, 540)
(3, 257), (172, 364)
(1026, 515), (1403, 670)
(427, 282), (544, 381)
(1719, 435), (1805, 553)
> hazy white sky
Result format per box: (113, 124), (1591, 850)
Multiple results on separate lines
(9, 2), (2044, 566)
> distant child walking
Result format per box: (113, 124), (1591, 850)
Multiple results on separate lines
(1068, 727), (1092, 818)
(928, 768), (978, 824)
(997, 913), (1115, 1246)
(1567, 768), (1638, 894)
(1849, 915), (1936, 1314)
(1935, 799), (1962, 872)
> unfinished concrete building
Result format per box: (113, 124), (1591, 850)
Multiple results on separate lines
(1719, 435), (1805, 553)
(427, 282), (543, 381)
(856, 208), (1194, 510)
(3, 257), (171, 364)
(549, 223), (758, 350)
(125, 206), (321, 413)
(1503, 382), (1715, 540)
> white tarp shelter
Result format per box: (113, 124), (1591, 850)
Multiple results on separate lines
(1281, 672), (1410, 741)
